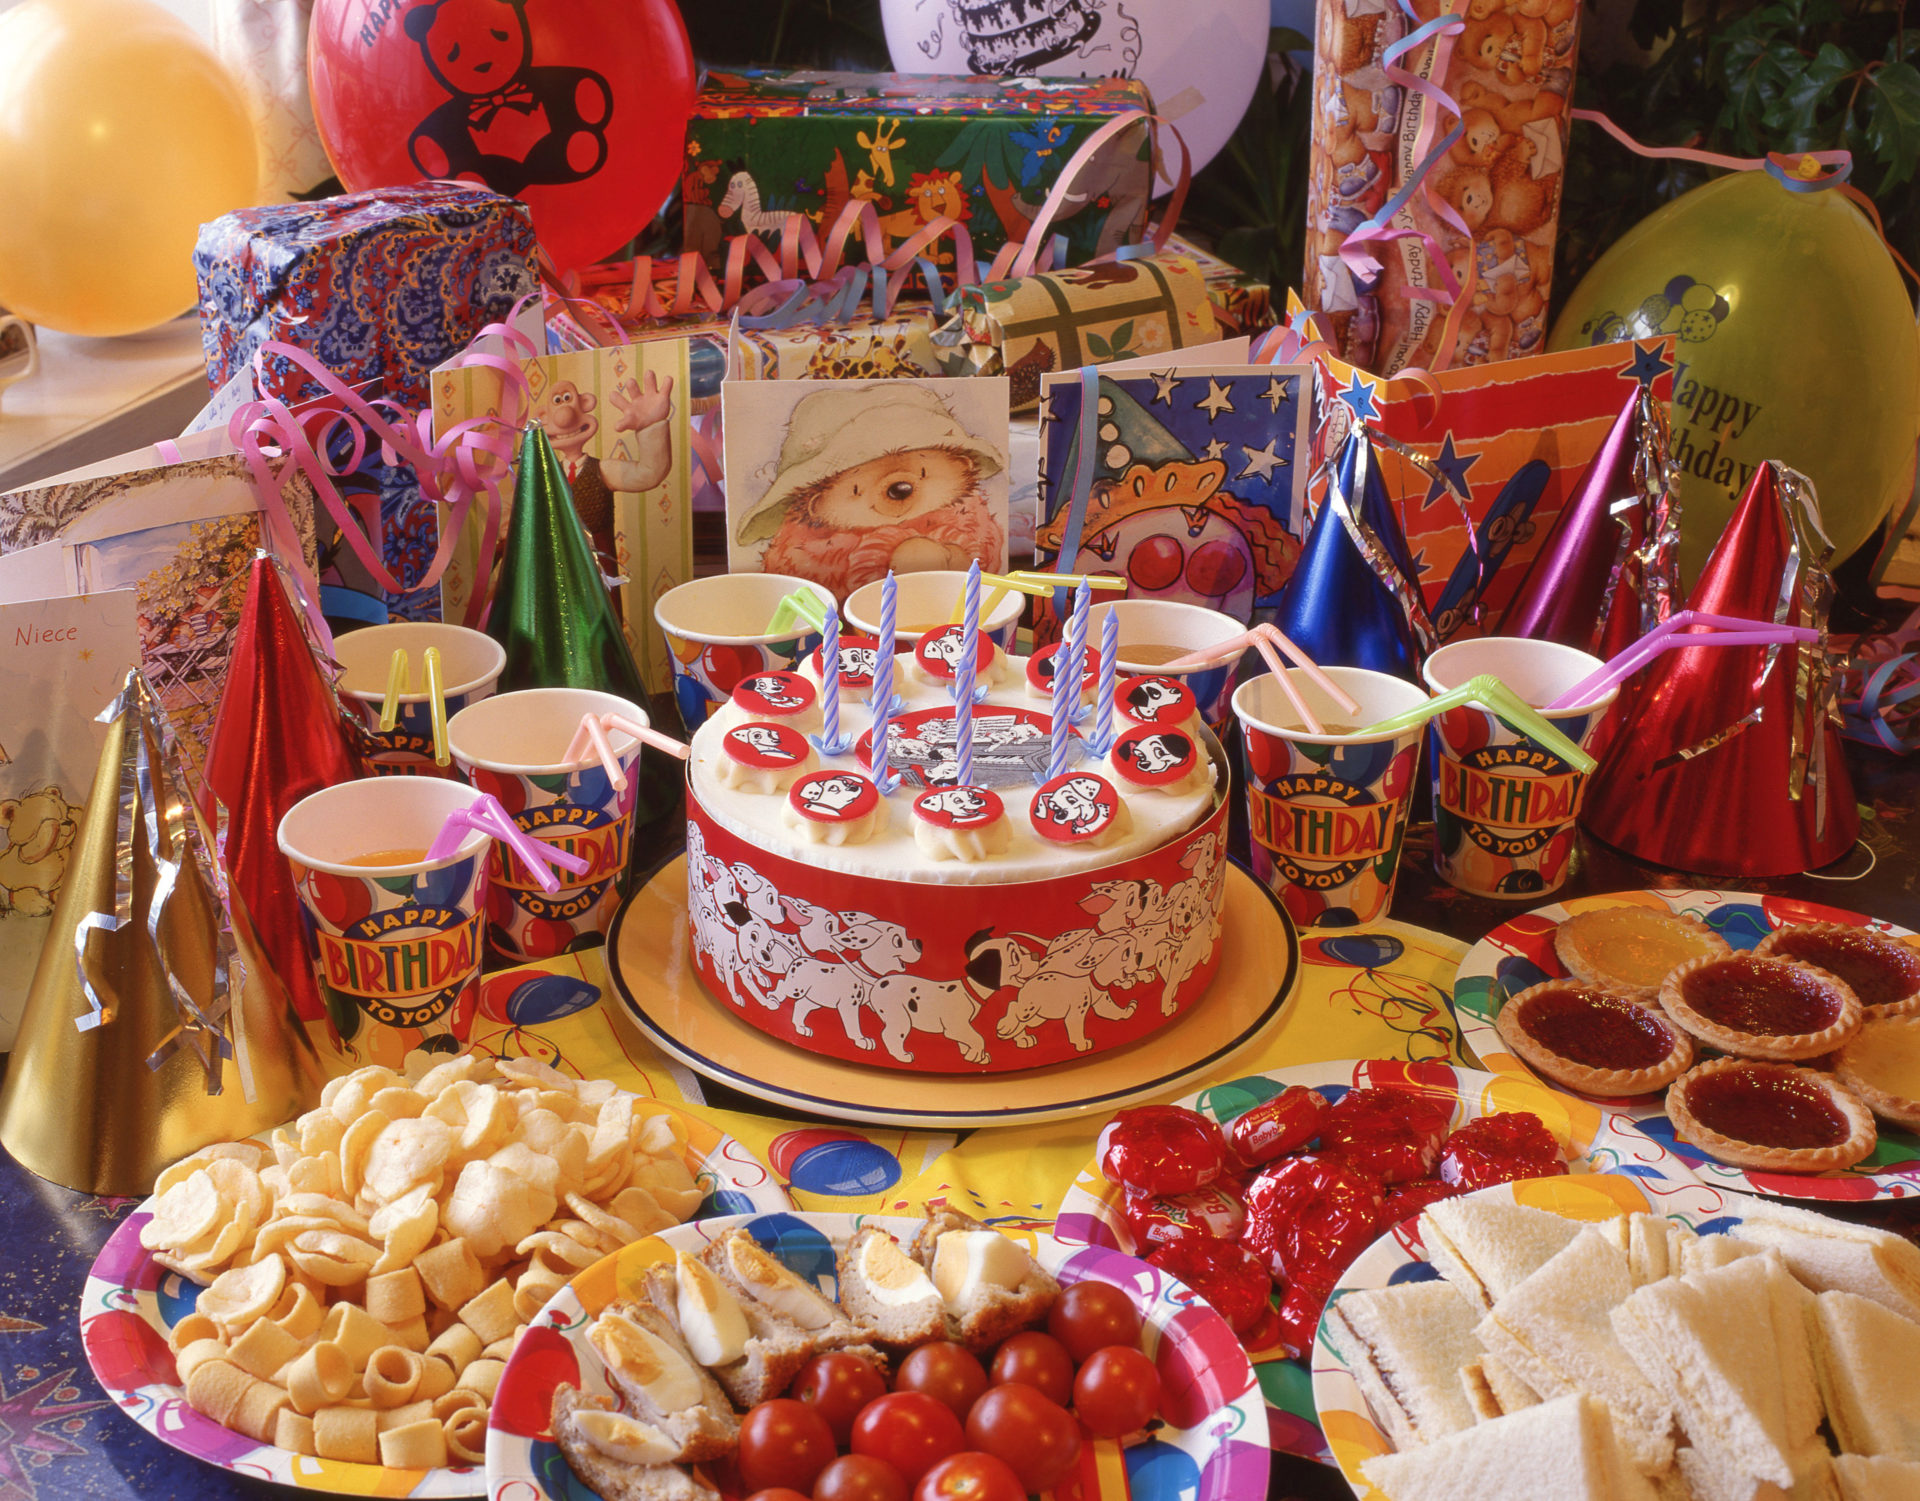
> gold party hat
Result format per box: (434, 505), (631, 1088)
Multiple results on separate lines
(0, 673), (323, 1195)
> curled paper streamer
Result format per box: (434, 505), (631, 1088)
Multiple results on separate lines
(1840, 613), (1920, 753)
(75, 673), (237, 1092)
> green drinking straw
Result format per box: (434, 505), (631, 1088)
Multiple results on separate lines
(764, 589), (829, 637)
(1354, 674), (1597, 773)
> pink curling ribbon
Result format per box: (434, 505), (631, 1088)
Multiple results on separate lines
(228, 301), (538, 638)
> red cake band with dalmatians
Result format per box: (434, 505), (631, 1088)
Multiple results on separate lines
(683, 639), (1234, 1074)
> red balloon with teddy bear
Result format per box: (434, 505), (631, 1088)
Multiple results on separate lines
(309, 0), (694, 268)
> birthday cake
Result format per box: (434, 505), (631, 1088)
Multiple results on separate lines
(683, 626), (1232, 1073)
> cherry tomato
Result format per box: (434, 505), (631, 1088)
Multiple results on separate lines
(964, 1382), (1082, 1492)
(1073, 1345), (1161, 1438)
(793, 1351), (890, 1446)
(814, 1454), (910, 1501)
(1048, 1281), (1143, 1363)
(988, 1330), (1074, 1406)
(895, 1341), (989, 1420)
(738, 1400), (838, 1495)
(850, 1391), (968, 1486)
(746, 1492), (813, 1501)
(913, 1451), (1027, 1501)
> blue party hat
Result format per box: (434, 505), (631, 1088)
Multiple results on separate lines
(1270, 427), (1425, 681)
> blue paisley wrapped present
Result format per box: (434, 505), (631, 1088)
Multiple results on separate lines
(193, 184), (538, 620)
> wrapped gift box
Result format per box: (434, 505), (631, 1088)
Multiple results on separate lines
(194, 184), (539, 619)
(682, 70), (1154, 271)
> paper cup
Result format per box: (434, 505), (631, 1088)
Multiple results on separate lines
(1234, 668), (1427, 929)
(448, 687), (645, 961)
(655, 573), (835, 729)
(1422, 637), (1619, 898)
(1104, 599), (1247, 730)
(845, 570), (1025, 655)
(334, 622), (506, 777)
(276, 777), (491, 1043)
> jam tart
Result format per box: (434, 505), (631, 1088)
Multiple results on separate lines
(1552, 905), (1730, 998)
(1753, 922), (1920, 1019)
(1666, 1058), (1876, 1173)
(1836, 1014), (1920, 1131)
(1657, 953), (1861, 1062)
(1495, 980), (1693, 1098)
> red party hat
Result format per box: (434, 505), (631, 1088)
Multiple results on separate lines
(1579, 463), (1856, 876)
(1501, 386), (1682, 660)
(202, 557), (370, 1023)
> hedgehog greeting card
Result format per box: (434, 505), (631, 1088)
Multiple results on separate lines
(723, 378), (1012, 599)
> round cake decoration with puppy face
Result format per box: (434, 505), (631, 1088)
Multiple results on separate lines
(1111, 725), (1200, 789)
(1118, 674), (1196, 730)
(1031, 772), (1123, 844)
(732, 670), (818, 719)
(912, 784), (1005, 831)
(789, 770), (881, 825)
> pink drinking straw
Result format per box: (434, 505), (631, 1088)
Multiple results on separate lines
(1160, 624), (1362, 718)
(1247, 630), (1326, 736)
(562, 712), (693, 772)
(424, 793), (588, 894)
(1544, 612), (1822, 711)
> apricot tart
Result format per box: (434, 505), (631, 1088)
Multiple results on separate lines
(1753, 922), (1920, 1019)
(1666, 1058), (1876, 1172)
(1836, 1014), (1920, 1131)
(1657, 953), (1861, 1061)
(1552, 906), (1730, 997)
(1494, 980), (1693, 1097)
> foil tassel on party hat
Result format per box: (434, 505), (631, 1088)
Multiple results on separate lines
(488, 424), (676, 846)
(1580, 461), (1857, 876)
(1501, 385), (1683, 662)
(0, 672), (323, 1195)
(1270, 425), (1429, 681)
(202, 555), (369, 1026)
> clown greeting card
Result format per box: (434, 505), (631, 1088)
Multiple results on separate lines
(722, 378), (1011, 599)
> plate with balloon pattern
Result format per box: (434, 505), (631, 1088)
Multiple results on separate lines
(485, 1211), (1269, 1501)
(1451, 887), (1920, 1201)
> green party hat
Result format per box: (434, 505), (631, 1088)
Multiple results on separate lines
(489, 425), (679, 856)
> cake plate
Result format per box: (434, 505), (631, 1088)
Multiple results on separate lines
(605, 854), (1302, 1128)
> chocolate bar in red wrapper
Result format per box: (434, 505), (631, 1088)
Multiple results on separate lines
(1581, 462), (1857, 877)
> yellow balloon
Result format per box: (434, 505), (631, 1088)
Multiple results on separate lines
(0, 0), (259, 337)
(1550, 168), (1920, 581)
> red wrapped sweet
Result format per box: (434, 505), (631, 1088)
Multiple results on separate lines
(1437, 1112), (1570, 1192)
(1121, 1182), (1246, 1250)
(1242, 1155), (1384, 1284)
(1380, 1179), (1463, 1224)
(1145, 1236), (1274, 1335)
(1273, 1267), (1337, 1359)
(1320, 1088), (1453, 1185)
(1098, 1106), (1229, 1197)
(1227, 1086), (1329, 1165)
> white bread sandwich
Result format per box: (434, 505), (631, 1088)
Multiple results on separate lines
(1474, 1349), (1542, 1419)
(584, 1304), (739, 1463)
(1681, 1234), (1765, 1278)
(550, 1387), (720, 1501)
(1324, 1280), (1483, 1450)
(1359, 1392), (1659, 1501)
(1807, 1290), (1920, 1460)
(836, 1227), (947, 1354)
(1610, 1254), (1803, 1491)
(1832, 1454), (1920, 1500)
(635, 1251), (821, 1410)
(1478, 1229), (1675, 1474)
(1730, 1201), (1920, 1325)
(1461, 1362), (1504, 1423)
(910, 1207), (1060, 1351)
(1419, 1197), (1585, 1315)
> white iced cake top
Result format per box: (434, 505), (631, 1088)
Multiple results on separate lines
(689, 635), (1220, 885)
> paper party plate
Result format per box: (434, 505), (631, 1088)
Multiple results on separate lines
(1051, 1057), (1700, 1466)
(485, 1210), (1270, 1501)
(1310, 1171), (1747, 1498)
(1450, 887), (1920, 1201)
(79, 1101), (788, 1498)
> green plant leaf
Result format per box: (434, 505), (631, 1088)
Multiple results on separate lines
(1773, 41), (1857, 142)
(1866, 61), (1920, 188)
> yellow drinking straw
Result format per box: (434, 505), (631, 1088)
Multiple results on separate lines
(950, 570), (1127, 623)
(377, 648), (408, 732)
(422, 647), (451, 767)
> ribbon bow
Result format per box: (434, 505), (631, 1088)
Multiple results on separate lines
(468, 81), (539, 128)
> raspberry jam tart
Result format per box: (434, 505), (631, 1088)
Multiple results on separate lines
(1658, 953), (1861, 1061)
(1754, 922), (1920, 1019)
(1495, 980), (1693, 1097)
(1666, 1058), (1876, 1172)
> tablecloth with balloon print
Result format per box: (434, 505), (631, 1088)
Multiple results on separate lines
(316, 917), (1466, 1221)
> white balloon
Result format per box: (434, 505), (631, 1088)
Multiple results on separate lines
(879, 0), (1269, 190)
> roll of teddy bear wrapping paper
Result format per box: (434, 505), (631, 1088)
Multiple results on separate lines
(1303, 0), (1581, 374)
